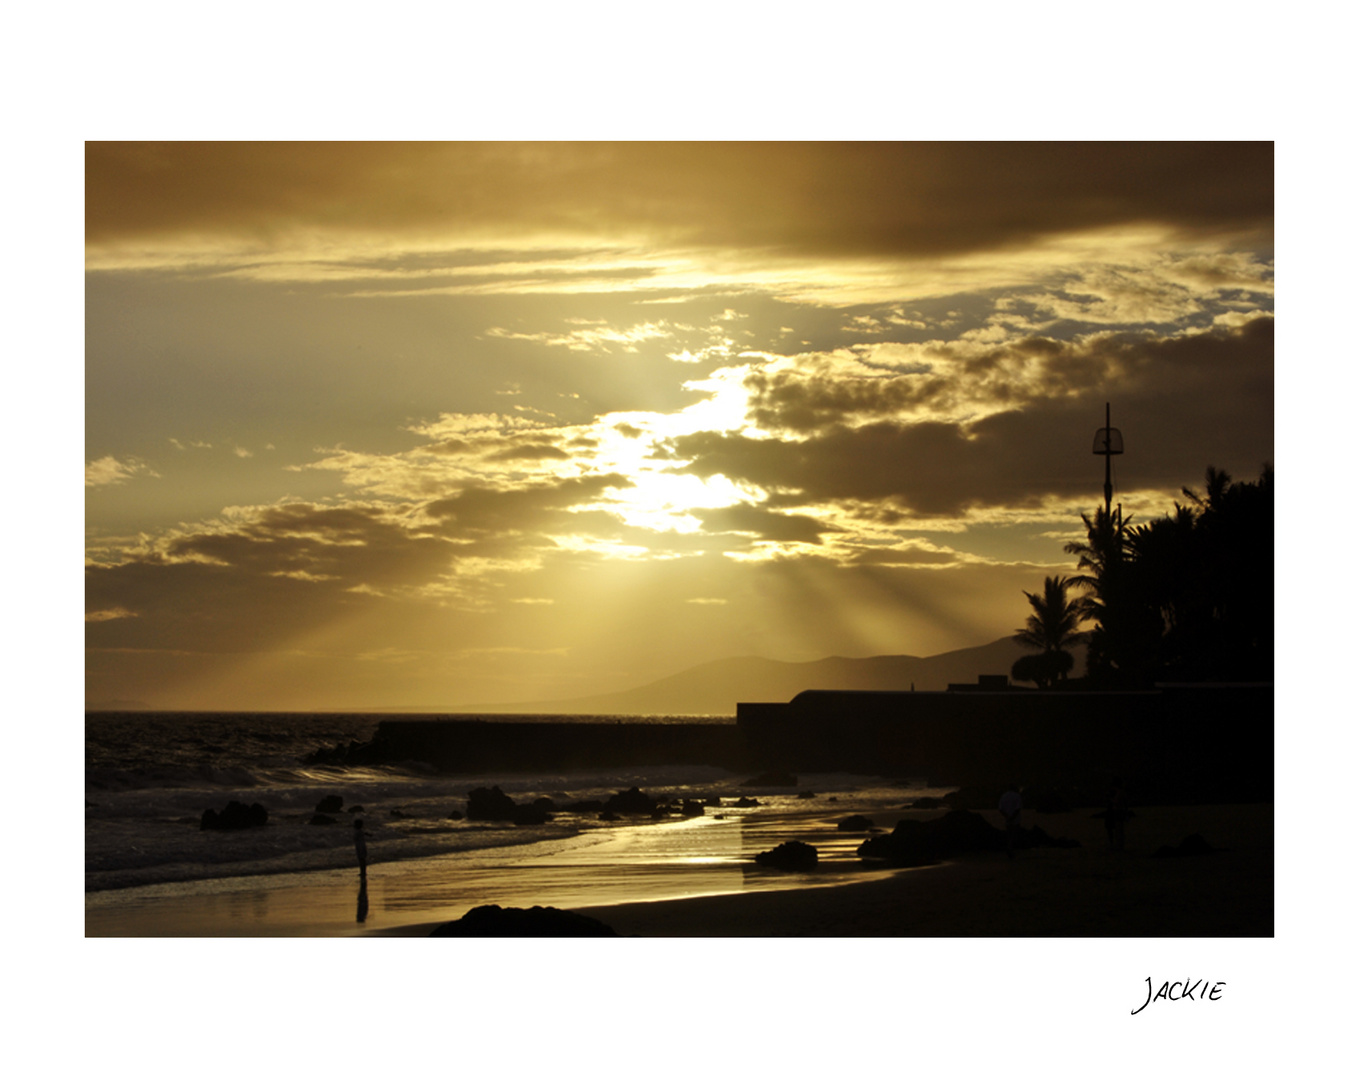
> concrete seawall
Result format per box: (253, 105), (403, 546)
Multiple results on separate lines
(737, 683), (1273, 802)
(357, 718), (746, 772)
(342, 683), (1271, 803)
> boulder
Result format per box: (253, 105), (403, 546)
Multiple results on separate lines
(680, 800), (705, 817)
(512, 804), (552, 826)
(603, 787), (656, 815)
(429, 904), (617, 937)
(941, 785), (1003, 811)
(734, 796), (760, 808)
(200, 800), (268, 830)
(447, 809), (465, 821)
(755, 841), (818, 871)
(466, 785), (519, 821)
(837, 814), (875, 832)
(315, 794), (344, 814)
(797, 790), (817, 800)
(857, 809), (1079, 867)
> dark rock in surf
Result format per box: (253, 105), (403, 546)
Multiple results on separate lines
(429, 904), (617, 937)
(734, 796), (760, 808)
(837, 814), (875, 831)
(680, 800), (705, 817)
(512, 803), (552, 826)
(466, 786), (519, 821)
(201, 800), (269, 830)
(315, 794), (344, 814)
(755, 840), (819, 871)
(603, 787), (656, 815)
(941, 785), (1002, 811)
(857, 809), (1079, 867)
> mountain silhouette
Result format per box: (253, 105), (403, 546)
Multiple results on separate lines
(469, 637), (1057, 716)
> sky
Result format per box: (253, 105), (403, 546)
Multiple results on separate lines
(85, 142), (1274, 711)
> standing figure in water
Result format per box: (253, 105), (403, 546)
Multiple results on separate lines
(354, 818), (369, 876)
(354, 818), (369, 922)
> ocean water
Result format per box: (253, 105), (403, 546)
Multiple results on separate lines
(86, 711), (944, 931)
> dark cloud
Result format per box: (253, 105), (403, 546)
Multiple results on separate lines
(86, 142), (1272, 258)
(675, 319), (1273, 517)
(695, 504), (835, 544)
(747, 317), (1273, 437)
(745, 364), (952, 433)
(84, 477), (640, 660)
(424, 473), (631, 537)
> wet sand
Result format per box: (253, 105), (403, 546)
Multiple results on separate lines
(86, 801), (1272, 937)
(576, 802), (1274, 937)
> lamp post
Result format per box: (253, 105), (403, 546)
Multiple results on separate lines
(1093, 402), (1123, 518)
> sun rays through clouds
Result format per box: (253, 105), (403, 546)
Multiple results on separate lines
(86, 143), (1273, 709)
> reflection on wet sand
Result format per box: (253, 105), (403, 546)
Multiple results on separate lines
(86, 804), (902, 937)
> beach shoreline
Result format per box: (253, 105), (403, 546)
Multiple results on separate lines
(86, 801), (1272, 937)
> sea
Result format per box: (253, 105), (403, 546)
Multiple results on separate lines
(85, 711), (946, 934)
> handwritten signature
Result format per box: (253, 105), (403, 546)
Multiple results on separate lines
(1132, 977), (1225, 1015)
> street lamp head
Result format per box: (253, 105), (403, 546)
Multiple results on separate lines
(1093, 427), (1124, 455)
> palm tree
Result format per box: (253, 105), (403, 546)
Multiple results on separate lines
(1015, 575), (1084, 653)
(1011, 575), (1084, 688)
(1063, 505), (1128, 630)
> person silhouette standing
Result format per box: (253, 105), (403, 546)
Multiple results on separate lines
(354, 818), (369, 922)
(354, 818), (369, 875)
(999, 785), (1023, 859)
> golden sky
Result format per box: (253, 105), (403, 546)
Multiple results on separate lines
(85, 142), (1274, 710)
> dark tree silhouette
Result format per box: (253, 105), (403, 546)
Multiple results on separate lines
(1010, 575), (1083, 688)
(1059, 464), (1273, 686)
(1062, 505), (1159, 684)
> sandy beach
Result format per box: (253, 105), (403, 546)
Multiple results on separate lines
(86, 800), (1272, 938)
(574, 802), (1274, 937)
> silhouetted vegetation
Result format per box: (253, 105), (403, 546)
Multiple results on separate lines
(1050, 464), (1274, 687)
(1010, 575), (1083, 687)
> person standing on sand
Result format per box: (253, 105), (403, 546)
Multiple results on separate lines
(354, 818), (369, 923)
(354, 818), (368, 878)
(999, 786), (1023, 859)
